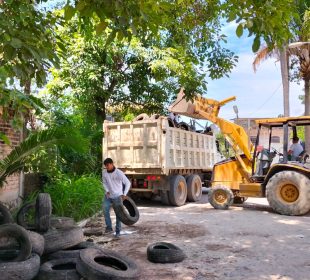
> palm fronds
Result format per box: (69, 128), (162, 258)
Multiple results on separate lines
(253, 46), (280, 72)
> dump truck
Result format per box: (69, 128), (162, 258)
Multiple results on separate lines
(103, 115), (221, 206)
(169, 89), (310, 215)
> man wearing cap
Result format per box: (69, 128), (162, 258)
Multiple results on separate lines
(102, 158), (131, 238)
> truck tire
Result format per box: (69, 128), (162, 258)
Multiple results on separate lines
(27, 230), (45, 256)
(208, 185), (234, 210)
(35, 193), (52, 232)
(17, 202), (36, 230)
(133, 113), (149, 121)
(0, 202), (13, 225)
(147, 242), (186, 263)
(0, 253), (40, 280)
(169, 175), (187, 206)
(112, 197), (139, 226)
(50, 217), (75, 229)
(186, 174), (202, 202)
(77, 248), (140, 280)
(150, 114), (160, 120)
(266, 171), (310, 216)
(160, 191), (170, 205)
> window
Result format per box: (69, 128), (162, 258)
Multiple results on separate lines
(271, 136), (280, 143)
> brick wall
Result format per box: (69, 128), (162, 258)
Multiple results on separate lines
(0, 117), (23, 208)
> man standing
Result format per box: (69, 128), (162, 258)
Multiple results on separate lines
(288, 136), (304, 161)
(102, 158), (131, 238)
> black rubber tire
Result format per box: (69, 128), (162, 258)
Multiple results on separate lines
(0, 249), (19, 261)
(147, 242), (186, 263)
(266, 171), (310, 216)
(112, 197), (140, 226)
(0, 253), (40, 280)
(43, 227), (84, 255)
(160, 190), (170, 205)
(178, 121), (191, 131)
(233, 196), (248, 204)
(47, 241), (99, 260)
(16, 202), (36, 230)
(77, 248), (140, 280)
(150, 114), (160, 120)
(186, 174), (202, 202)
(169, 175), (187, 206)
(133, 113), (149, 121)
(35, 193), (52, 232)
(0, 202), (13, 225)
(0, 224), (32, 261)
(50, 216), (75, 229)
(38, 258), (80, 280)
(208, 185), (234, 210)
(27, 230), (45, 256)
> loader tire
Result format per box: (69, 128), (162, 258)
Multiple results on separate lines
(266, 171), (310, 216)
(133, 113), (149, 121)
(147, 242), (186, 263)
(16, 202), (36, 230)
(112, 197), (139, 226)
(0, 202), (13, 225)
(35, 193), (52, 232)
(208, 185), (234, 210)
(186, 174), (202, 202)
(169, 175), (187, 206)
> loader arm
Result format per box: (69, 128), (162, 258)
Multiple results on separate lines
(169, 89), (254, 178)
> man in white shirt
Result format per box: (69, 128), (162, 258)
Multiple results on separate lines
(288, 137), (304, 161)
(102, 158), (131, 238)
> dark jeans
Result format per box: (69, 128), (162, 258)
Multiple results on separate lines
(103, 196), (122, 233)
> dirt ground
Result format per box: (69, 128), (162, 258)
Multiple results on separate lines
(84, 191), (310, 280)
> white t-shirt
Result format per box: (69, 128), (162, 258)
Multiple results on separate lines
(289, 143), (304, 158)
(102, 168), (131, 199)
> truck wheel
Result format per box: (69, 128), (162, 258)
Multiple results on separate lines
(186, 174), (202, 202)
(160, 191), (170, 205)
(208, 186), (234, 210)
(35, 193), (52, 232)
(266, 171), (310, 216)
(133, 113), (149, 121)
(169, 175), (187, 206)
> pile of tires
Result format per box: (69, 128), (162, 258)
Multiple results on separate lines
(0, 194), (141, 279)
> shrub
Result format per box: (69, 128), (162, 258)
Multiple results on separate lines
(44, 174), (104, 221)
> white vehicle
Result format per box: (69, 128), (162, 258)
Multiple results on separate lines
(103, 116), (220, 206)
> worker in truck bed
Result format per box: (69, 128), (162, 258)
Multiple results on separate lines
(102, 158), (131, 238)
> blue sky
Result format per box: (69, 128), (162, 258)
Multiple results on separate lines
(205, 22), (304, 120)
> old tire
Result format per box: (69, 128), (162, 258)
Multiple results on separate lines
(169, 175), (187, 206)
(47, 241), (99, 260)
(38, 258), (80, 280)
(266, 171), (310, 216)
(0, 253), (40, 280)
(150, 114), (160, 120)
(0, 202), (13, 225)
(112, 197), (139, 226)
(208, 186), (234, 210)
(186, 175), (202, 202)
(28, 230), (45, 256)
(77, 248), (140, 280)
(35, 193), (52, 232)
(50, 216), (75, 229)
(0, 224), (32, 261)
(147, 242), (186, 263)
(160, 191), (170, 205)
(43, 227), (84, 254)
(133, 113), (149, 121)
(16, 202), (36, 230)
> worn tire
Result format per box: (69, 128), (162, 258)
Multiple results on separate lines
(186, 175), (202, 202)
(147, 242), (186, 263)
(43, 227), (84, 255)
(47, 241), (99, 260)
(27, 230), (45, 256)
(16, 202), (36, 230)
(50, 217), (75, 229)
(169, 175), (187, 206)
(208, 186), (234, 210)
(266, 171), (310, 216)
(38, 258), (80, 280)
(0, 253), (40, 280)
(35, 193), (52, 232)
(0, 202), (13, 225)
(0, 224), (32, 261)
(77, 248), (140, 280)
(160, 191), (170, 205)
(112, 197), (139, 226)
(133, 113), (149, 121)
(150, 114), (160, 120)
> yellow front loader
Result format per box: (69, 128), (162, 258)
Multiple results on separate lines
(169, 89), (310, 215)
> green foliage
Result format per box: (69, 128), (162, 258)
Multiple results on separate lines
(44, 174), (104, 221)
(216, 133), (234, 158)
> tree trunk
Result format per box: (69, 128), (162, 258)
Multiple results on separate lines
(305, 78), (310, 153)
(280, 48), (290, 117)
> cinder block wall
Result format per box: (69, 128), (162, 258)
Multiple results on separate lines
(0, 118), (23, 208)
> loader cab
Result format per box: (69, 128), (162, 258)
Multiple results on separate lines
(252, 117), (310, 180)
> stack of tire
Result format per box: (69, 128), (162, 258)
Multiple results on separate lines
(0, 193), (141, 280)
